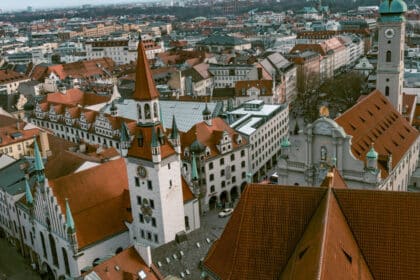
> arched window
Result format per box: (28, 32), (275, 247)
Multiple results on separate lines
(144, 104), (151, 119)
(153, 103), (158, 118)
(40, 232), (47, 258)
(386, 51), (392, 62)
(62, 248), (70, 275)
(385, 86), (390, 96)
(49, 234), (59, 266)
(115, 247), (123, 254)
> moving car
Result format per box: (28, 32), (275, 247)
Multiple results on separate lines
(218, 208), (234, 218)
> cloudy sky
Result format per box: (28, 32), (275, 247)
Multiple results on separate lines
(1, 0), (153, 11)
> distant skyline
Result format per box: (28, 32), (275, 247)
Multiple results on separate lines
(1, 0), (157, 12)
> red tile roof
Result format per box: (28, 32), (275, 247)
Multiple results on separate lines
(127, 124), (176, 161)
(0, 69), (28, 85)
(180, 118), (247, 159)
(86, 247), (163, 280)
(320, 167), (348, 189)
(181, 177), (195, 203)
(48, 158), (131, 248)
(0, 115), (40, 148)
(46, 88), (110, 107)
(234, 80), (273, 96)
(335, 90), (419, 178)
(205, 184), (420, 280)
(133, 40), (159, 101)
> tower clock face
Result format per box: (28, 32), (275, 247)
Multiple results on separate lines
(385, 28), (395, 39)
(137, 165), (147, 178)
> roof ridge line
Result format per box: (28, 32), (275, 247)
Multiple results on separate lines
(316, 188), (332, 280)
(331, 189), (376, 278)
(227, 184), (250, 279)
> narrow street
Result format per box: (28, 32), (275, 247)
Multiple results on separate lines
(0, 238), (40, 280)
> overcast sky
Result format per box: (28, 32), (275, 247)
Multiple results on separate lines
(1, 0), (154, 11)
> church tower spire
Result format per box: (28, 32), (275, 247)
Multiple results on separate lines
(133, 33), (161, 125)
(376, 0), (407, 113)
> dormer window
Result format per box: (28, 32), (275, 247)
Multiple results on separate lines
(205, 147), (211, 156)
(184, 148), (189, 158)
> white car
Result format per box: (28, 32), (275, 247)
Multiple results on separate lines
(218, 208), (234, 218)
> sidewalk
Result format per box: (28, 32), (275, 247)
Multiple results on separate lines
(0, 238), (40, 280)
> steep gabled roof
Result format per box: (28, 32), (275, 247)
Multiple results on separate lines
(335, 90), (419, 178)
(204, 184), (420, 280)
(133, 39), (159, 101)
(84, 247), (162, 280)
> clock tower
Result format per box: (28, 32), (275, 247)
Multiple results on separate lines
(122, 36), (186, 248)
(376, 0), (407, 113)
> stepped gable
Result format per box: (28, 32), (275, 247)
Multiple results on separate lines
(48, 158), (131, 248)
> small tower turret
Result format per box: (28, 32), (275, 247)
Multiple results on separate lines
(366, 143), (378, 171)
(65, 198), (78, 253)
(202, 103), (212, 126)
(120, 122), (131, 157)
(110, 101), (118, 117)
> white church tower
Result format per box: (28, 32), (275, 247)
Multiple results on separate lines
(376, 0), (407, 113)
(122, 34), (186, 248)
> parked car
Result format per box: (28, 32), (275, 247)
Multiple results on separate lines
(218, 208), (234, 218)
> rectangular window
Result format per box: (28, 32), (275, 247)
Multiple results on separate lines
(137, 196), (142, 205)
(141, 230), (145, 238)
(150, 199), (155, 209)
(154, 234), (158, 243)
(139, 214), (144, 223)
(169, 180), (172, 187)
(147, 232), (152, 240)
(152, 217), (156, 227)
(168, 163), (171, 169)
(209, 174), (214, 181)
(135, 177), (140, 187)
(209, 162), (214, 170)
(147, 180), (152, 190)
(220, 158), (224, 165)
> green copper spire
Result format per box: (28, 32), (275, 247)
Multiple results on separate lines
(120, 122), (130, 142)
(159, 105), (165, 129)
(34, 138), (44, 171)
(191, 153), (198, 181)
(25, 179), (33, 205)
(65, 198), (75, 233)
(151, 126), (159, 148)
(367, 145), (378, 159)
(33, 138), (45, 182)
(170, 115), (179, 139)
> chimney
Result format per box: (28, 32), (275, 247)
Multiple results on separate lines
(134, 243), (152, 267)
(39, 130), (51, 157)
